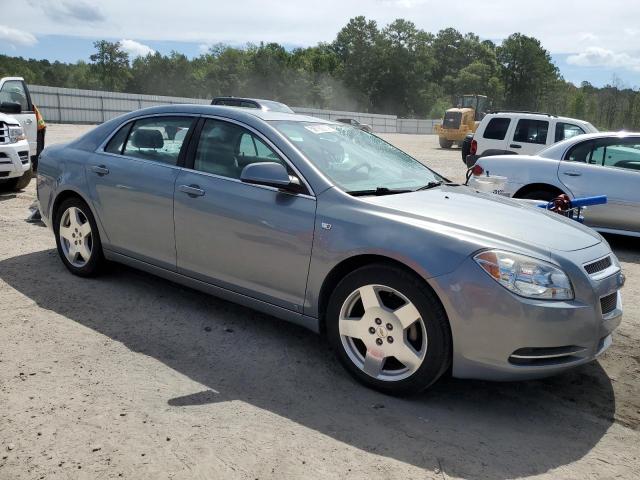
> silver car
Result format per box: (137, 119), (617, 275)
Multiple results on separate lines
(470, 132), (640, 237)
(37, 105), (624, 394)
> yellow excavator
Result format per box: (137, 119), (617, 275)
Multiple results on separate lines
(435, 94), (491, 148)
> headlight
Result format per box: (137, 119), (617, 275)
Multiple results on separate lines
(474, 250), (574, 300)
(8, 125), (26, 143)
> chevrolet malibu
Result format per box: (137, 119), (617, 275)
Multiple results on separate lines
(37, 105), (624, 395)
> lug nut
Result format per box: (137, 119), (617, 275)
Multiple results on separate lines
(376, 338), (383, 346)
(387, 336), (394, 343)
(386, 323), (393, 331)
(375, 318), (382, 325)
(368, 327), (375, 334)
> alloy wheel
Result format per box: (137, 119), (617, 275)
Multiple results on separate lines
(59, 206), (93, 267)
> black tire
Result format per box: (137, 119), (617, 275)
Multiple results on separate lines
(53, 197), (106, 277)
(326, 264), (451, 396)
(518, 189), (560, 202)
(438, 137), (453, 149)
(5, 167), (33, 191)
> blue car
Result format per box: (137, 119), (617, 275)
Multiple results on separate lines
(37, 104), (624, 394)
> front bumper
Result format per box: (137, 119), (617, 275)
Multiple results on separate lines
(430, 243), (623, 381)
(0, 140), (31, 180)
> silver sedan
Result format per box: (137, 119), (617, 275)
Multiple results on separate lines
(37, 105), (624, 394)
(470, 132), (640, 237)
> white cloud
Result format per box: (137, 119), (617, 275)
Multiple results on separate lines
(119, 39), (155, 58)
(567, 47), (640, 72)
(578, 32), (598, 42)
(0, 25), (37, 48)
(27, 0), (105, 23)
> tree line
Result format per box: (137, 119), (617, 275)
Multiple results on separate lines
(1, 16), (639, 130)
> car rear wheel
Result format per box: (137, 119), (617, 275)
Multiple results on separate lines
(54, 197), (105, 277)
(327, 264), (451, 395)
(438, 138), (453, 149)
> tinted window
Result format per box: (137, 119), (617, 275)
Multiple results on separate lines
(555, 122), (585, 142)
(566, 141), (593, 163)
(483, 118), (511, 140)
(513, 119), (548, 144)
(104, 123), (132, 154)
(0, 80), (30, 111)
(122, 116), (193, 165)
(566, 139), (640, 171)
(194, 119), (284, 179)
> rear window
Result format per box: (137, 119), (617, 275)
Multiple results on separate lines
(483, 118), (511, 140)
(513, 119), (549, 145)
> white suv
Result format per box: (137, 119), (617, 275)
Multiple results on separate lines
(0, 112), (31, 190)
(464, 112), (597, 167)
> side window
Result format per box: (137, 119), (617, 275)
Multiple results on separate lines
(555, 122), (585, 142)
(513, 119), (548, 144)
(482, 118), (511, 140)
(0, 80), (30, 111)
(122, 116), (193, 165)
(566, 141), (594, 163)
(194, 119), (284, 179)
(104, 123), (132, 154)
(600, 141), (640, 171)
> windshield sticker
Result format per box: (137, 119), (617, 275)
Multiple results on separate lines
(305, 124), (336, 134)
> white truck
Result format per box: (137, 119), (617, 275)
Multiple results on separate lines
(0, 77), (37, 191)
(463, 111), (598, 167)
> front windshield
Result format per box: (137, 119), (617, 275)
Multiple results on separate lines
(271, 121), (444, 193)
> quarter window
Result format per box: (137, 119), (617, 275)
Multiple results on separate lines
(122, 117), (193, 165)
(482, 118), (510, 140)
(104, 123), (132, 154)
(193, 119), (284, 179)
(555, 122), (585, 142)
(0, 80), (30, 111)
(513, 119), (548, 144)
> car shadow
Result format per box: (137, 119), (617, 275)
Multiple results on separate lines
(0, 249), (617, 479)
(604, 233), (640, 265)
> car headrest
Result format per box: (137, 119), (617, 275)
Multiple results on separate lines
(131, 129), (164, 149)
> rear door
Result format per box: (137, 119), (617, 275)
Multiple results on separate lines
(508, 118), (549, 155)
(0, 79), (37, 158)
(558, 137), (640, 233)
(86, 115), (196, 269)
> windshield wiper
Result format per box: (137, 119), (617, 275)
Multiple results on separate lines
(414, 181), (443, 191)
(347, 187), (413, 196)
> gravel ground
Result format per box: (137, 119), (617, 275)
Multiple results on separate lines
(0, 124), (638, 479)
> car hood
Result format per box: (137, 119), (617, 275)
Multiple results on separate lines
(362, 186), (601, 252)
(0, 112), (19, 125)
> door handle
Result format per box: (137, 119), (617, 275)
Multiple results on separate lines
(90, 165), (110, 175)
(179, 184), (205, 197)
(562, 171), (582, 177)
(25, 118), (33, 125)
(509, 144), (522, 149)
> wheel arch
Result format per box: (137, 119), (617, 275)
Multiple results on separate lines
(50, 188), (109, 244)
(317, 254), (445, 335)
(513, 182), (566, 198)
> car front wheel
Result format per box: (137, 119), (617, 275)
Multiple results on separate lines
(327, 264), (451, 395)
(54, 197), (105, 276)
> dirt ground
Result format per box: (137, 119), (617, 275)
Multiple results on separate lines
(0, 124), (639, 479)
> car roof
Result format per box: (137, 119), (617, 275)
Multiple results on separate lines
(114, 103), (331, 124)
(537, 131), (640, 158)
(484, 111), (592, 125)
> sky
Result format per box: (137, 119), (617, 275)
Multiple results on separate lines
(1, 0), (639, 88)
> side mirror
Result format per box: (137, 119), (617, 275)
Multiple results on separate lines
(0, 101), (21, 114)
(240, 162), (293, 189)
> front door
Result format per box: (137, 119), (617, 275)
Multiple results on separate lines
(558, 137), (640, 233)
(0, 79), (37, 158)
(174, 118), (316, 312)
(86, 115), (195, 269)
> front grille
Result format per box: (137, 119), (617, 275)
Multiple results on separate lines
(600, 292), (617, 315)
(585, 256), (612, 275)
(18, 151), (29, 164)
(0, 122), (7, 144)
(443, 111), (462, 129)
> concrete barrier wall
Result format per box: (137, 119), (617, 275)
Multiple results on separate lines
(29, 85), (438, 134)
